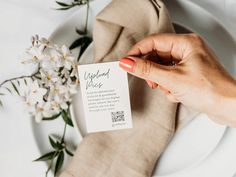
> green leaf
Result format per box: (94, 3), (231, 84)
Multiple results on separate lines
(69, 37), (86, 50)
(54, 151), (64, 176)
(61, 110), (73, 127)
(0, 100), (3, 107)
(11, 82), (20, 95)
(65, 148), (73, 156)
(56, 142), (64, 150)
(78, 36), (92, 59)
(55, 1), (70, 7)
(34, 151), (57, 161)
(5, 87), (12, 94)
(56, 6), (73, 10)
(73, 0), (87, 5)
(75, 28), (87, 35)
(24, 79), (28, 86)
(42, 112), (61, 121)
(0, 93), (4, 96)
(69, 36), (92, 61)
(49, 136), (64, 150)
(49, 136), (58, 149)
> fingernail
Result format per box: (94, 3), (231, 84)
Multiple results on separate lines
(119, 57), (135, 72)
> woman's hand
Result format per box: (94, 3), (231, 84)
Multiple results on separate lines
(119, 33), (236, 127)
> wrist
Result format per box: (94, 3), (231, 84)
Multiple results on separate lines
(211, 80), (236, 127)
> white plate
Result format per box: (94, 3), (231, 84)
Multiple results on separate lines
(32, 0), (236, 176)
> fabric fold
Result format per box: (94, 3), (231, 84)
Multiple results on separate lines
(93, 0), (174, 61)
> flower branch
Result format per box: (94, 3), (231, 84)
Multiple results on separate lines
(35, 120), (74, 177)
(0, 71), (39, 88)
(0, 1), (92, 176)
(0, 35), (78, 177)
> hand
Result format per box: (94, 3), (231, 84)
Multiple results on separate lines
(119, 33), (236, 127)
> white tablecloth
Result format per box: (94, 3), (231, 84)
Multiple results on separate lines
(0, 0), (235, 177)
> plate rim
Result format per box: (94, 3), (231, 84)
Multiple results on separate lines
(38, 0), (234, 176)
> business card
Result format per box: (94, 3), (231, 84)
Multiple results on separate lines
(78, 61), (133, 133)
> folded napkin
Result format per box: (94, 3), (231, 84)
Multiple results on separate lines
(60, 0), (197, 177)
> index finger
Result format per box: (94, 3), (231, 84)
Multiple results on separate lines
(128, 33), (191, 60)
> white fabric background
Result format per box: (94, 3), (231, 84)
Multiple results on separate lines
(0, 0), (235, 177)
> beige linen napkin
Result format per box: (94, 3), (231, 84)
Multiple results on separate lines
(60, 0), (197, 177)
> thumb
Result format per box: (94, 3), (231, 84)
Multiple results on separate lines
(119, 57), (174, 89)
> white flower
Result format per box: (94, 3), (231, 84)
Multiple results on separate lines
(61, 45), (75, 69)
(60, 67), (70, 80)
(33, 102), (54, 123)
(70, 65), (79, 78)
(25, 80), (47, 105)
(21, 46), (45, 64)
(67, 83), (78, 95)
(48, 84), (66, 98)
(40, 37), (49, 46)
(49, 48), (64, 68)
(40, 55), (53, 69)
(31, 35), (49, 48)
(51, 95), (68, 110)
(22, 36), (79, 123)
(40, 69), (59, 85)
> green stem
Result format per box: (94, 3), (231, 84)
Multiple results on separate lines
(0, 71), (39, 88)
(0, 76), (31, 88)
(45, 120), (68, 176)
(84, 0), (89, 34)
(61, 122), (67, 143)
(45, 151), (58, 177)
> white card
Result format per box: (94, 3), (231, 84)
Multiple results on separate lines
(78, 61), (133, 133)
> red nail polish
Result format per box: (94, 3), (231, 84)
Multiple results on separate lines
(119, 57), (135, 72)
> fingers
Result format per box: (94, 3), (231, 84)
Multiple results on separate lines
(128, 33), (192, 60)
(119, 57), (180, 102)
(146, 80), (178, 103)
(145, 80), (179, 102)
(119, 57), (175, 89)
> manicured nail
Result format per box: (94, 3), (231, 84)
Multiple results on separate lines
(119, 57), (135, 72)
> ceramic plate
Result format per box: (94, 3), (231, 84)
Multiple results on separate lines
(32, 0), (236, 176)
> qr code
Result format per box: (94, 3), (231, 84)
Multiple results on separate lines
(111, 111), (125, 123)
